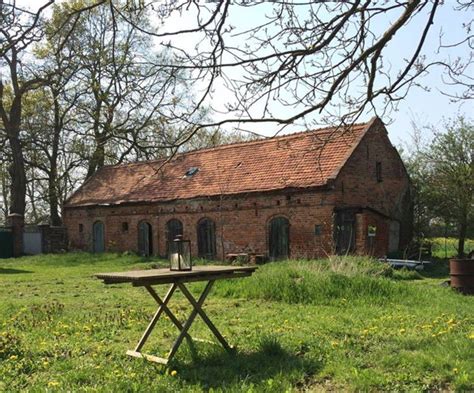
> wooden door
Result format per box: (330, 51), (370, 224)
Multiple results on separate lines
(197, 218), (216, 259)
(269, 217), (289, 260)
(166, 219), (183, 256)
(334, 211), (355, 254)
(138, 222), (152, 256)
(93, 221), (105, 253)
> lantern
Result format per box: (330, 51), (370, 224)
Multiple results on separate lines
(169, 235), (192, 271)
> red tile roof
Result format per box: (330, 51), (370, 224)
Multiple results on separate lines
(64, 118), (377, 207)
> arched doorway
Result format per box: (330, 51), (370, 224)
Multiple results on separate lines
(166, 219), (183, 256)
(92, 221), (105, 253)
(138, 221), (153, 256)
(197, 218), (216, 259)
(269, 217), (289, 260)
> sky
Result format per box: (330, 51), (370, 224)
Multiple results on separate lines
(13, 1), (473, 147)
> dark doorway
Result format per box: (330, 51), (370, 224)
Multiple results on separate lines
(92, 221), (105, 253)
(0, 229), (13, 258)
(166, 219), (183, 256)
(334, 210), (356, 254)
(197, 218), (216, 259)
(269, 217), (290, 260)
(138, 221), (153, 256)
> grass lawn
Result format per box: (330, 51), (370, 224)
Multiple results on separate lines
(1, 253), (473, 392)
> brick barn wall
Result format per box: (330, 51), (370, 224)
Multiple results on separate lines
(64, 190), (337, 259)
(333, 119), (412, 255)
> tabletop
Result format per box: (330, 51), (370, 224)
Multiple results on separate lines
(95, 265), (257, 286)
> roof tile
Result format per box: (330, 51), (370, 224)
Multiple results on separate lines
(65, 121), (372, 207)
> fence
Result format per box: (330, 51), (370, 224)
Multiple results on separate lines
(2, 223), (68, 257)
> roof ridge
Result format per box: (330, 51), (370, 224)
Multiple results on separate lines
(103, 120), (371, 170)
(180, 121), (370, 156)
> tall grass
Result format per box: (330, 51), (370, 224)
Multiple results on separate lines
(215, 256), (426, 306)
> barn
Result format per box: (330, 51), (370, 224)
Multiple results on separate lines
(63, 117), (412, 260)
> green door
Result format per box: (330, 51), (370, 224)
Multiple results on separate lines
(269, 217), (290, 260)
(93, 221), (105, 253)
(0, 231), (13, 258)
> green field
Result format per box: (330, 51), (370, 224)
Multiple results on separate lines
(429, 237), (474, 259)
(1, 253), (473, 392)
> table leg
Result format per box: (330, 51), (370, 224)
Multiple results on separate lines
(166, 280), (216, 363)
(145, 285), (199, 357)
(144, 285), (187, 332)
(127, 280), (233, 365)
(177, 281), (232, 353)
(133, 283), (177, 352)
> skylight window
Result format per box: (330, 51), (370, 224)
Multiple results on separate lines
(185, 167), (199, 177)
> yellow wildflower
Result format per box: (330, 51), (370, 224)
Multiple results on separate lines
(399, 328), (406, 334)
(47, 381), (60, 387)
(170, 370), (178, 377)
(9, 355), (18, 361)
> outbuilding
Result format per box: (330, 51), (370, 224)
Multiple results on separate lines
(63, 117), (412, 259)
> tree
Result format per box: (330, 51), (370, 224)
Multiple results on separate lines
(0, 1), (52, 218)
(424, 117), (473, 257)
(49, 1), (194, 178)
(107, 1), (450, 130)
(405, 116), (473, 257)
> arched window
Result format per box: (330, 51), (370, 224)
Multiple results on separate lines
(166, 219), (183, 256)
(197, 218), (216, 259)
(269, 216), (290, 260)
(92, 221), (105, 253)
(166, 219), (183, 242)
(138, 221), (153, 256)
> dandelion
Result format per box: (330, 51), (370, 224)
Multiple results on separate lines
(170, 370), (178, 377)
(48, 381), (60, 387)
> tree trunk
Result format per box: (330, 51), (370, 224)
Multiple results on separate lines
(457, 218), (467, 258)
(48, 170), (61, 226)
(49, 92), (62, 226)
(86, 140), (105, 179)
(7, 109), (27, 217)
(0, 165), (10, 223)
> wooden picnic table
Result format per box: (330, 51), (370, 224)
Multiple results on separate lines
(95, 265), (257, 365)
